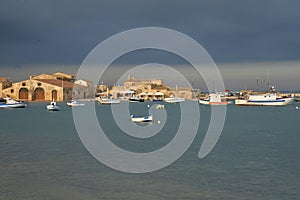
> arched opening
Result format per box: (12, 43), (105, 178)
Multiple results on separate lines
(51, 90), (57, 101)
(19, 88), (29, 100)
(34, 88), (45, 101)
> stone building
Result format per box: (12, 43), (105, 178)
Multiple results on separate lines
(0, 78), (12, 98)
(2, 77), (74, 101)
(123, 75), (163, 89)
(73, 79), (95, 99)
(1, 72), (95, 101)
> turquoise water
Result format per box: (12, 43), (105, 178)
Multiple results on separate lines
(0, 102), (299, 199)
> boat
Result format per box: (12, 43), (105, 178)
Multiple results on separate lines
(152, 99), (163, 102)
(199, 93), (231, 105)
(66, 100), (85, 107)
(97, 97), (120, 105)
(97, 88), (121, 105)
(164, 97), (185, 103)
(164, 85), (185, 103)
(129, 97), (144, 102)
(46, 101), (60, 111)
(235, 92), (294, 106)
(130, 114), (153, 122)
(0, 97), (27, 108)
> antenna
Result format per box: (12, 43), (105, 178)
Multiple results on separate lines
(256, 77), (259, 91)
(267, 68), (270, 89)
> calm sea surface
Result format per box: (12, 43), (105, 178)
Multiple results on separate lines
(0, 101), (299, 200)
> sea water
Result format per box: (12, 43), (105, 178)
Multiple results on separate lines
(0, 101), (299, 199)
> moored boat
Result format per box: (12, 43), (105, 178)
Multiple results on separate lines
(66, 100), (85, 107)
(130, 114), (153, 122)
(199, 93), (231, 105)
(235, 93), (294, 106)
(97, 97), (120, 105)
(129, 97), (144, 102)
(164, 97), (185, 103)
(46, 101), (60, 111)
(0, 97), (27, 108)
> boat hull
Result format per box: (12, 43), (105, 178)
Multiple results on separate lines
(98, 98), (120, 104)
(0, 103), (27, 108)
(129, 98), (144, 102)
(199, 100), (230, 105)
(46, 105), (60, 111)
(67, 102), (85, 107)
(130, 115), (153, 122)
(235, 98), (294, 106)
(164, 97), (185, 103)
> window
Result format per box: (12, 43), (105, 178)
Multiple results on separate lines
(22, 82), (26, 86)
(10, 89), (14, 93)
(37, 82), (41, 86)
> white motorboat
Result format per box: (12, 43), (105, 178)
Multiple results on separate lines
(130, 115), (153, 122)
(0, 97), (27, 108)
(164, 97), (185, 103)
(199, 93), (231, 105)
(97, 97), (120, 105)
(97, 87), (120, 105)
(46, 101), (60, 111)
(129, 97), (144, 102)
(164, 85), (185, 103)
(235, 93), (294, 106)
(66, 100), (85, 107)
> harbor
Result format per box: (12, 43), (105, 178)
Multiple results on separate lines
(1, 71), (299, 106)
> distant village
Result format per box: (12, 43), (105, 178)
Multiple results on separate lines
(1, 71), (299, 102)
(0, 72), (197, 101)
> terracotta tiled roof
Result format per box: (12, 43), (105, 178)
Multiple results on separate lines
(0, 78), (9, 82)
(124, 79), (161, 82)
(35, 79), (74, 88)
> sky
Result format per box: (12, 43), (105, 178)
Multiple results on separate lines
(0, 0), (299, 90)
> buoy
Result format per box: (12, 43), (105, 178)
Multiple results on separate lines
(147, 104), (150, 108)
(296, 106), (299, 110)
(157, 120), (161, 124)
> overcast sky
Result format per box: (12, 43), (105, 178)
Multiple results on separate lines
(0, 0), (299, 90)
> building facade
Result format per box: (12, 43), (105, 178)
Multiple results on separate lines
(0, 78), (12, 98)
(2, 78), (74, 101)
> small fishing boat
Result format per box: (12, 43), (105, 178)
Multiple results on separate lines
(46, 101), (60, 111)
(97, 98), (121, 105)
(129, 97), (144, 102)
(130, 115), (153, 122)
(235, 93), (294, 106)
(199, 93), (231, 105)
(164, 97), (185, 103)
(0, 97), (27, 108)
(97, 88), (121, 105)
(164, 85), (185, 103)
(66, 100), (85, 107)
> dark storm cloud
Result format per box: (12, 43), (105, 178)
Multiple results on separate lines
(0, 0), (300, 66)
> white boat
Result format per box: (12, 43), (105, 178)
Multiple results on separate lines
(199, 93), (231, 105)
(97, 87), (121, 105)
(46, 101), (60, 111)
(164, 85), (185, 103)
(130, 115), (153, 122)
(164, 97), (185, 103)
(0, 97), (27, 108)
(66, 100), (85, 107)
(235, 93), (294, 106)
(129, 97), (144, 102)
(97, 97), (120, 105)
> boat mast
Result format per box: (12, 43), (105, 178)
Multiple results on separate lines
(62, 79), (64, 101)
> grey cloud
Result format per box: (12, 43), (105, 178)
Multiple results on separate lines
(0, 0), (299, 65)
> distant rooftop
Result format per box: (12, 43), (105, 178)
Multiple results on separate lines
(35, 79), (74, 88)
